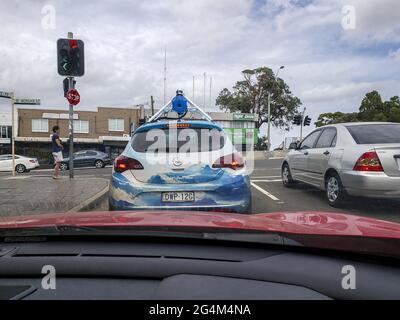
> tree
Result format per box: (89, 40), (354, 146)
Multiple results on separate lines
(359, 90), (384, 121)
(315, 91), (400, 127)
(216, 67), (302, 130)
(315, 112), (359, 127)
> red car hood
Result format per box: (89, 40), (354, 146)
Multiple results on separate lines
(0, 210), (399, 239)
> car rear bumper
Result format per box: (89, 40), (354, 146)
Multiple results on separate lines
(109, 172), (252, 214)
(340, 170), (400, 198)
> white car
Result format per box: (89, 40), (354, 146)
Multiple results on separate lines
(282, 122), (400, 207)
(0, 154), (40, 173)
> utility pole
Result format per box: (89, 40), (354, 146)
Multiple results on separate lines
(209, 76), (212, 108)
(11, 92), (15, 177)
(203, 72), (206, 108)
(267, 66), (285, 151)
(163, 47), (167, 105)
(150, 95), (155, 116)
(192, 76), (195, 102)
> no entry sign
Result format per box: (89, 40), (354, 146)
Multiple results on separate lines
(67, 89), (80, 105)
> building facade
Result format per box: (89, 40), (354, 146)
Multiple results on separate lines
(10, 106), (258, 165)
(0, 112), (12, 154)
(16, 106), (140, 164)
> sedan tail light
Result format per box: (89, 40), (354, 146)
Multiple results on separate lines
(353, 151), (383, 172)
(114, 156), (144, 172)
(212, 153), (245, 170)
(29, 160), (36, 163)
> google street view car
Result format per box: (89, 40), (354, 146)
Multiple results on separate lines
(109, 91), (252, 213)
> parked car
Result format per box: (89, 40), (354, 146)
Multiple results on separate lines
(60, 150), (111, 170)
(109, 120), (252, 213)
(0, 154), (40, 173)
(282, 122), (400, 207)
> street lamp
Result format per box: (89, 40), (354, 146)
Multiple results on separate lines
(267, 66), (285, 151)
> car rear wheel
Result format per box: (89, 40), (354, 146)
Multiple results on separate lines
(15, 164), (26, 174)
(325, 172), (347, 207)
(95, 160), (104, 168)
(282, 163), (295, 187)
(60, 162), (68, 171)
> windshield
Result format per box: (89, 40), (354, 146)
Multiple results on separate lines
(346, 124), (400, 144)
(1, 0), (400, 264)
(131, 127), (226, 153)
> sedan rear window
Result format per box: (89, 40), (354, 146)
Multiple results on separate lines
(346, 124), (400, 144)
(132, 128), (226, 153)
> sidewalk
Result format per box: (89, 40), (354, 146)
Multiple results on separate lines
(0, 175), (109, 216)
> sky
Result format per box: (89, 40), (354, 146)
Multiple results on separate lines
(0, 0), (400, 147)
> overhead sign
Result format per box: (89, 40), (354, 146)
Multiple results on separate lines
(15, 99), (41, 105)
(67, 89), (80, 105)
(0, 91), (11, 99)
(233, 113), (256, 121)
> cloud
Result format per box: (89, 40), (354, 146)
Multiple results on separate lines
(0, 0), (399, 146)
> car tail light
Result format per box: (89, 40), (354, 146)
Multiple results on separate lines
(114, 156), (144, 172)
(212, 153), (244, 170)
(353, 151), (383, 172)
(29, 160), (36, 163)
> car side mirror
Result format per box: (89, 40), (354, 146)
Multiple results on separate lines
(289, 142), (298, 150)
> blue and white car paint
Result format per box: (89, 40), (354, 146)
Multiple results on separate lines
(109, 121), (252, 213)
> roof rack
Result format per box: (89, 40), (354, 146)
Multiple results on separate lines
(148, 91), (213, 123)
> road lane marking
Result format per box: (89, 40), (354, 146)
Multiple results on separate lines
(268, 157), (284, 160)
(250, 175), (281, 179)
(250, 182), (280, 201)
(251, 179), (281, 182)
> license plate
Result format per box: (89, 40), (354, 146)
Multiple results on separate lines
(161, 192), (195, 202)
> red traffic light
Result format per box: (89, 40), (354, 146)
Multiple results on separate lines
(69, 39), (78, 49)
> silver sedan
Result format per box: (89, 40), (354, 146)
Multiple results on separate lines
(282, 122), (400, 207)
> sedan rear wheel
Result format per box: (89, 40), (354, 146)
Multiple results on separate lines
(95, 160), (104, 169)
(282, 163), (295, 187)
(15, 164), (26, 174)
(325, 172), (346, 207)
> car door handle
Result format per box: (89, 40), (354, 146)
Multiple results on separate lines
(303, 151), (309, 156)
(323, 151), (330, 156)
(394, 154), (400, 159)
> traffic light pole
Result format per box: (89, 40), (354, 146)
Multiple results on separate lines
(67, 32), (74, 179)
(68, 76), (74, 179)
(300, 107), (306, 141)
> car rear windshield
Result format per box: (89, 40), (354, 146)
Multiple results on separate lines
(346, 124), (400, 144)
(131, 127), (226, 153)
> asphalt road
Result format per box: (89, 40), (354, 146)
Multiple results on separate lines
(1, 160), (399, 222)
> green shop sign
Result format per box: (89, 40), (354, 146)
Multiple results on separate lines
(233, 113), (256, 121)
(224, 128), (259, 144)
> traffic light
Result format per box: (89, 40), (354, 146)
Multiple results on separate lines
(304, 116), (312, 126)
(292, 115), (302, 126)
(63, 77), (76, 97)
(57, 39), (85, 77)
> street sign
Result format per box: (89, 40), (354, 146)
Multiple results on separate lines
(233, 113), (256, 121)
(67, 89), (80, 105)
(0, 91), (11, 99)
(14, 98), (41, 105)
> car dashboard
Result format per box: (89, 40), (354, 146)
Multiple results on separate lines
(0, 238), (399, 300)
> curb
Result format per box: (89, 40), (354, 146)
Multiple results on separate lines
(66, 181), (110, 213)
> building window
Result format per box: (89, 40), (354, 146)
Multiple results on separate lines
(32, 119), (48, 133)
(74, 120), (89, 134)
(108, 119), (124, 132)
(0, 126), (8, 138)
